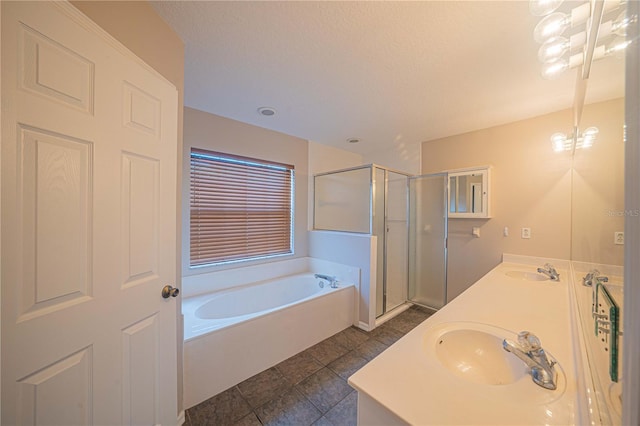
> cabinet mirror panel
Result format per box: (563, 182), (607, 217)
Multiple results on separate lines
(448, 168), (490, 218)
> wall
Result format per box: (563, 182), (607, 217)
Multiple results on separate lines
(68, 0), (187, 416)
(423, 104), (603, 301)
(362, 141), (422, 175)
(422, 98), (624, 301)
(183, 107), (309, 276)
(308, 231), (377, 328)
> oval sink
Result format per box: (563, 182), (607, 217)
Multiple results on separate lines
(505, 270), (549, 281)
(434, 329), (526, 385)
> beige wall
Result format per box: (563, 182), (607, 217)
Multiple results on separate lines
(308, 141), (364, 231)
(183, 107), (309, 276)
(69, 0), (187, 413)
(422, 101), (621, 301)
(363, 141), (422, 175)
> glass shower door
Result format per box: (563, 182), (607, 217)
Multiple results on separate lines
(408, 174), (448, 310)
(374, 168), (409, 318)
(385, 171), (408, 312)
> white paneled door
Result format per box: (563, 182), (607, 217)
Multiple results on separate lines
(1, 2), (179, 425)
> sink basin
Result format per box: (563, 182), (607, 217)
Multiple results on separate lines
(434, 329), (525, 385)
(505, 270), (549, 281)
(424, 322), (566, 402)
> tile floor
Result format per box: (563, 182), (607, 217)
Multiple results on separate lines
(185, 305), (433, 426)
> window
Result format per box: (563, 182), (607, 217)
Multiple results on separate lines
(190, 148), (294, 267)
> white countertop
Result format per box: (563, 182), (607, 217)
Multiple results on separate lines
(348, 260), (583, 425)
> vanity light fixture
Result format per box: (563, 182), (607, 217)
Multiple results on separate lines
(531, 0), (634, 79)
(550, 127), (599, 152)
(529, 0), (564, 17)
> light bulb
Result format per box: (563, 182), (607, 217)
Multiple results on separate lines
(551, 132), (569, 152)
(541, 59), (569, 79)
(578, 127), (598, 149)
(605, 37), (632, 57)
(538, 36), (569, 63)
(534, 12), (570, 43)
(529, 0), (564, 16)
(612, 10), (637, 37)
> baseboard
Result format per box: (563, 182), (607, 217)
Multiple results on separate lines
(358, 321), (372, 331)
(177, 410), (186, 425)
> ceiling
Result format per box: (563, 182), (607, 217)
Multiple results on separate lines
(151, 1), (625, 156)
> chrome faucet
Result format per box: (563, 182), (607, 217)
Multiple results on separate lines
(314, 273), (338, 288)
(503, 331), (557, 390)
(583, 269), (609, 287)
(537, 263), (560, 281)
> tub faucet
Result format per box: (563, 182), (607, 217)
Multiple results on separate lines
(314, 274), (338, 288)
(503, 331), (557, 390)
(537, 263), (560, 281)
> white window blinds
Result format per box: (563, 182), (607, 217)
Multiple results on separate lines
(190, 149), (294, 267)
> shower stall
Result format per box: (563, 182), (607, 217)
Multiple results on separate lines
(314, 165), (447, 322)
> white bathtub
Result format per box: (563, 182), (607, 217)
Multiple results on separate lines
(183, 272), (355, 408)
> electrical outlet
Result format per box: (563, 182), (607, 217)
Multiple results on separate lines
(614, 231), (624, 245)
(521, 228), (531, 239)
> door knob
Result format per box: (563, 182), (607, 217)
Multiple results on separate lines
(162, 285), (179, 299)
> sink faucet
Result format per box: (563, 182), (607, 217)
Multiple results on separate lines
(537, 263), (560, 281)
(314, 273), (338, 288)
(582, 269), (608, 287)
(503, 331), (557, 390)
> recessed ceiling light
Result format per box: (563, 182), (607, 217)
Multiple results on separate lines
(347, 137), (360, 144)
(257, 107), (276, 117)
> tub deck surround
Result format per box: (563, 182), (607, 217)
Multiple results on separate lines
(183, 261), (358, 409)
(182, 256), (361, 298)
(348, 258), (583, 425)
(183, 273), (348, 341)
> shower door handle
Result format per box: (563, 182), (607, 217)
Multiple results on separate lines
(162, 285), (179, 299)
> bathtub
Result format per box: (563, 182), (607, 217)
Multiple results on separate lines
(183, 272), (355, 408)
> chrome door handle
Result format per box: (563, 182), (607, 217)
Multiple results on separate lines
(162, 285), (179, 299)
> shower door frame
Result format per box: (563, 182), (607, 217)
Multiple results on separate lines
(407, 172), (449, 311)
(374, 166), (412, 318)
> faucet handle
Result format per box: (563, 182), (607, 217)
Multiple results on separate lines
(517, 331), (541, 351)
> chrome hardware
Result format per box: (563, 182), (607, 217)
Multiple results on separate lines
(314, 273), (339, 288)
(162, 285), (179, 299)
(583, 269), (608, 287)
(503, 331), (557, 390)
(537, 263), (560, 281)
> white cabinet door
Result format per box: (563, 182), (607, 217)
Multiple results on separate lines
(1, 2), (179, 424)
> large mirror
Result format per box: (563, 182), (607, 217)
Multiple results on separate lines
(570, 98), (625, 424)
(568, 32), (626, 426)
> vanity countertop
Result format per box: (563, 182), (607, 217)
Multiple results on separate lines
(348, 260), (584, 425)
